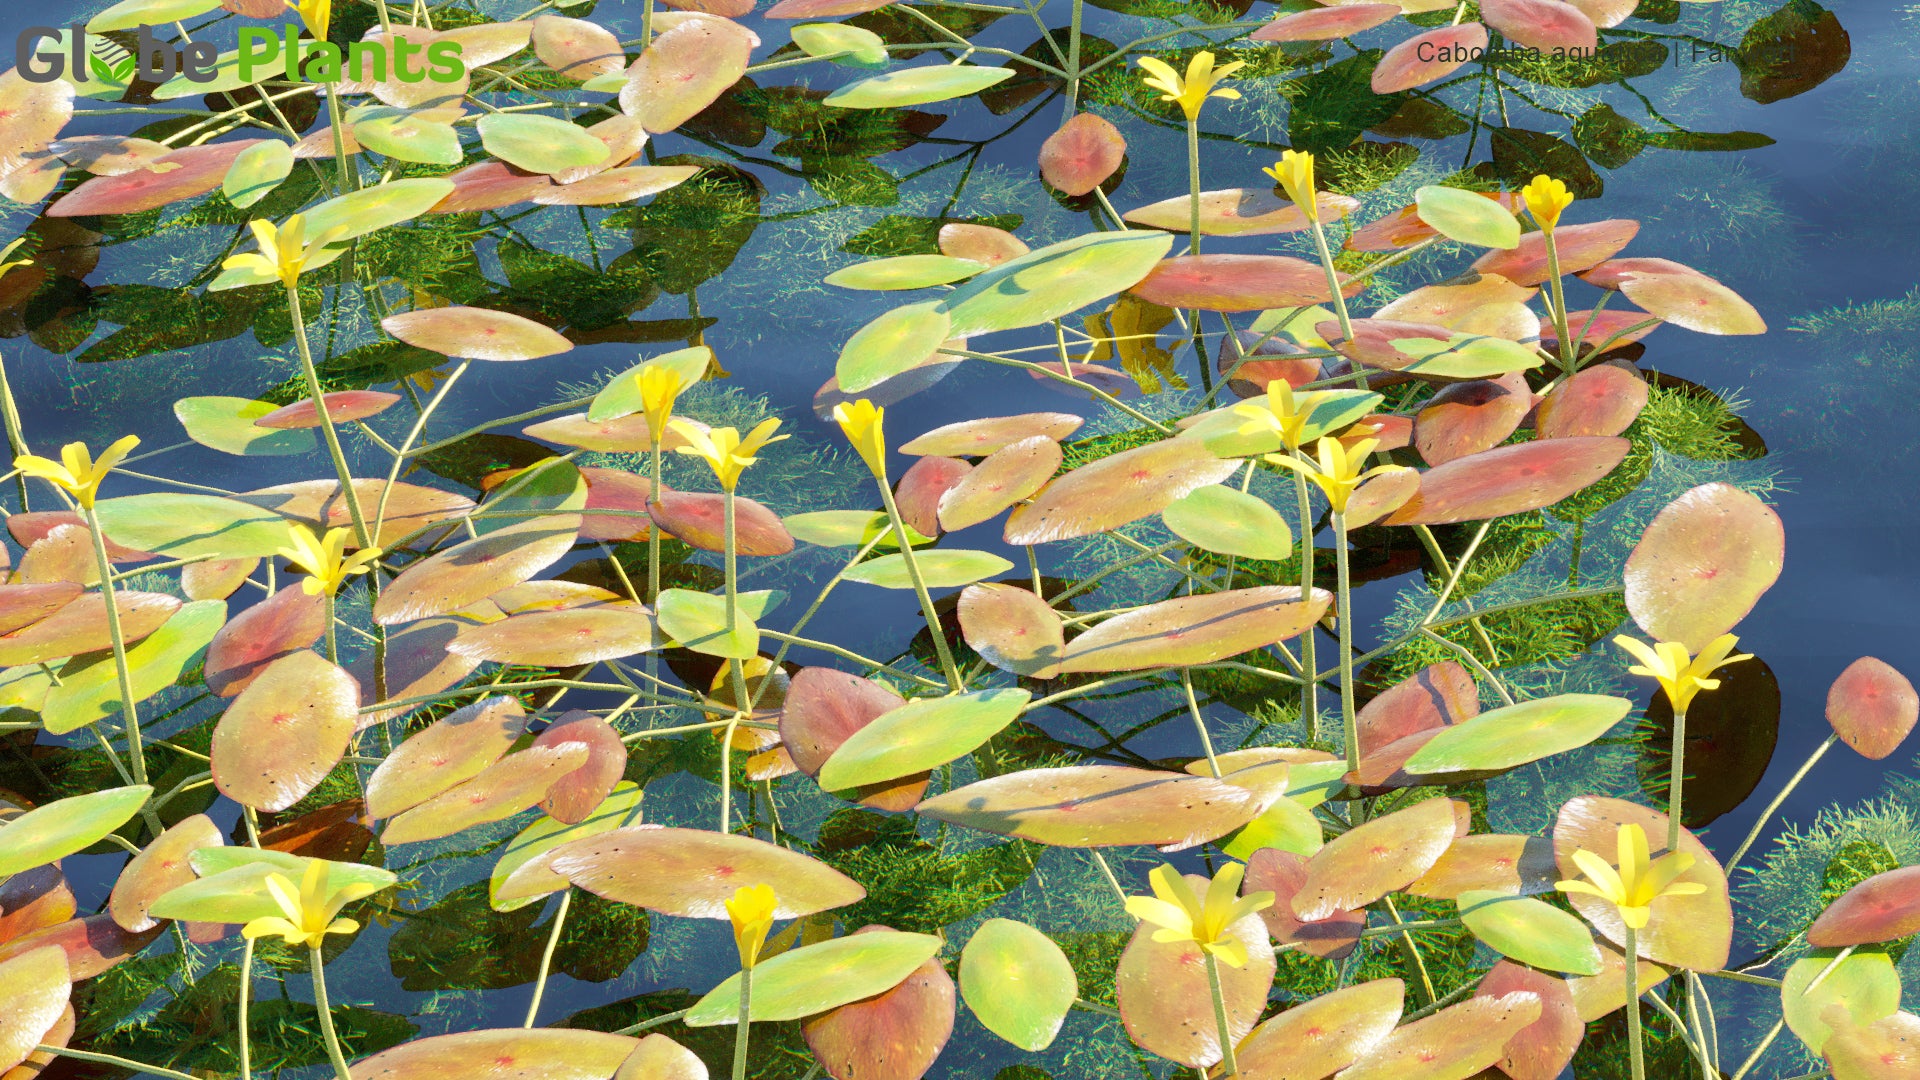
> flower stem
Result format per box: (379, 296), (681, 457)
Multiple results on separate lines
(1185, 117), (1213, 397)
(322, 91), (356, 195)
(1333, 511), (1358, 774)
(723, 490), (738, 634)
(646, 434), (663, 603)
(1182, 669), (1221, 777)
(1291, 464), (1319, 741)
(310, 946), (354, 1080)
(1543, 229), (1575, 375)
(0, 350), (31, 510)
(731, 965), (753, 1080)
(874, 478), (963, 692)
(1725, 733), (1836, 874)
(1625, 924), (1646, 1080)
(1202, 951), (1239, 1079)
(237, 937), (254, 1080)
(323, 592), (338, 665)
(286, 284), (372, 550)
(1667, 706), (1687, 852)
(81, 502), (160, 836)
(524, 888), (571, 1027)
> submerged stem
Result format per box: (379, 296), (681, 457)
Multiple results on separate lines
(1667, 706), (1687, 852)
(287, 285), (372, 549)
(82, 502), (160, 836)
(524, 889), (572, 1027)
(1625, 924), (1646, 1080)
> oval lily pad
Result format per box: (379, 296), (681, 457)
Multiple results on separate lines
(374, 516), (581, 626)
(0, 583), (83, 637)
(826, 65), (1014, 109)
(1116, 894), (1272, 1067)
(611, 1034), (704, 1080)
(1553, 796), (1732, 971)
(43, 600), (224, 734)
(383, 307), (572, 361)
(222, 139), (292, 209)
(174, 397), (315, 457)
(1235, 979), (1404, 1078)
(802, 928), (954, 1079)
(349, 620), (482, 726)
(894, 456), (971, 538)
(1005, 438), (1236, 545)
(441, 21), (533, 66)
(1476, 961), (1584, 1080)
(1827, 658), (1919, 761)
(958, 583), (1064, 679)
(550, 826), (865, 918)
(1535, 362), (1648, 438)
(1405, 694), (1631, 776)
(0, 945), (69, 1073)
(1293, 797), (1459, 921)
(255, 391), (401, 430)
(1383, 436), (1630, 526)
(1126, 188), (1359, 236)
(477, 113), (610, 176)
(491, 783), (645, 911)
(1472, 219), (1641, 286)
(301, 178), (458, 241)
(531, 711), (628, 824)
(204, 586), (324, 698)
(1131, 254), (1353, 311)
(0, 865), (76, 946)
(382, 744), (590, 846)
(0, 912), (164, 979)
(844, 550), (1013, 590)
(937, 436), (1060, 532)
(620, 17), (754, 133)
(1161, 485), (1293, 561)
(1623, 482), (1783, 652)
(107, 814), (221, 934)
(48, 140), (262, 217)
(779, 667), (927, 812)
(1416, 185), (1522, 248)
(533, 14), (626, 81)
(818, 689), (1030, 792)
(791, 22), (890, 66)
(826, 254), (985, 291)
(1406, 834), (1560, 899)
(1482, 0), (1597, 51)
(959, 919), (1077, 1051)
(938, 224), (1030, 268)
(655, 588), (772, 659)
(0, 593), (178, 668)
(349, 1029), (642, 1080)
(1808, 866), (1920, 948)
(1618, 268), (1765, 335)
(1245, 848), (1364, 959)
(94, 492), (296, 561)
(1058, 586), (1328, 674)
(365, 697), (529, 819)
(1254, 3), (1400, 40)
(1786, 949), (1902, 1057)
(1414, 374), (1533, 466)
(241, 479), (474, 550)
(1824, 1010), (1920, 1080)
(902, 413), (1084, 457)
(687, 930), (944, 1026)
(1373, 23), (1490, 93)
(210, 651), (358, 813)
(1459, 890), (1603, 975)
(536, 165), (700, 206)
(525, 413), (702, 453)
(0, 786), (153, 879)
(837, 302), (954, 394)
(448, 607), (655, 668)
(1039, 112), (1125, 197)
(1542, 309), (1660, 355)
(939, 231), (1174, 338)
(915, 763), (1289, 849)
(1335, 992), (1544, 1080)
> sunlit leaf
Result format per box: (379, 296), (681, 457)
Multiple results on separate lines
(43, 601), (223, 735)
(210, 651), (358, 813)
(818, 689), (1029, 791)
(959, 919), (1077, 1051)
(1458, 891), (1602, 974)
(1624, 482), (1783, 652)
(688, 931), (944, 1025)
(173, 397), (315, 457)
(0, 786), (152, 878)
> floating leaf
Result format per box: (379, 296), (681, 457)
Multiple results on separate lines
(1235, 979), (1404, 1077)
(939, 231), (1174, 338)
(531, 711), (628, 824)
(0, 584), (82, 637)
(49, 140), (261, 217)
(173, 397), (315, 457)
(0, 593), (179, 668)
(1005, 438), (1235, 545)
(1783, 949), (1901, 1055)
(1809, 867), (1920, 948)
(827, 65), (1014, 109)
(1623, 482), (1783, 652)
(1131, 254), (1354, 311)
(1535, 363), (1647, 438)
(255, 391), (402, 430)
(1827, 658), (1919, 761)
(1373, 23), (1490, 93)
(1481, 0), (1598, 52)
(957, 583), (1064, 680)
(1406, 834), (1561, 899)
(383, 307), (572, 361)
(1471, 219), (1640, 286)
(1039, 113), (1125, 197)
(43, 601), (224, 735)
(210, 651), (358, 813)
(86, 0), (221, 32)
(449, 607), (656, 668)
(491, 783), (645, 911)
(621, 17), (754, 133)
(1824, 1011), (1920, 1080)
(1292, 797), (1458, 921)
(837, 302), (953, 394)
(351, 107), (464, 167)
(383, 745), (590, 846)
(1414, 374), (1533, 466)
(937, 436), (1060, 532)
(916, 762), (1289, 849)
(1383, 437), (1630, 526)
(1618, 267), (1766, 335)
(1058, 587), (1328, 674)
(959, 919), (1077, 1051)
(826, 255), (985, 291)
(301, 178), (458, 241)
(588, 349), (713, 421)
(938, 224), (1029, 267)
(844, 550), (1013, 590)
(477, 114), (611, 176)
(350, 1029), (644, 1080)
(1553, 796), (1732, 971)
(1477, 961), (1583, 1080)
(365, 696), (530, 819)
(1405, 695), (1631, 776)
(1334, 993), (1544, 1080)
(0, 786), (153, 878)
(655, 588), (773, 659)
(791, 22), (890, 66)
(107, 814), (221, 934)
(1116, 895), (1271, 1067)
(1458, 891), (1603, 975)
(350, 620), (482, 726)
(688, 931), (943, 1025)
(1416, 185), (1522, 248)
(1221, 792), (1324, 861)
(1252, 4), (1401, 41)
(533, 14), (626, 81)
(374, 517), (581, 625)
(818, 689), (1030, 791)
(0, 945), (68, 1074)
(1161, 485), (1292, 561)
(1124, 188), (1359, 237)
(221, 140), (292, 209)
(552, 826), (865, 918)
(779, 668), (928, 812)
(902, 413), (1083, 457)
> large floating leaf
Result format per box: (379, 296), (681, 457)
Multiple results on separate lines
(533, 15), (627, 81)
(826, 255), (985, 290)
(802, 932), (955, 1080)
(938, 231), (1174, 338)
(836, 302), (953, 394)
(0, 786), (152, 878)
(550, 826), (865, 918)
(1405, 694), (1631, 776)
(256, 391), (402, 430)
(1124, 188), (1358, 236)
(1253, 4), (1402, 42)
(1808, 866), (1920, 948)
(687, 931), (944, 1025)
(94, 493), (294, 562)
(1118, 903), (1272, 1067)
(383, 307), (572, 361)
(383, 745), (590, 846)
(1131, 254), (1353, 311)
(1335, 993), (1544, 1080)
(1058, 587), (1328, 674)
(1414, 374), (1534, 466)
(43, 601), (224, 735)
(302, 179), (458, 241)
(1039, 113), (1125, 197)
(1482, 0), (1598, 51)
(916, 762), (1289, 849)
(1618, 267), (1765, 335)
(87, 0), (223, 32)
(1782, 949), (1901, 1056)
(1535, 362), (1648, 438)
(365, 697), (528, 819)
(791, 22), (890, 66)
(211, 651), (359, 813)
(1373, 23), (1490, 93)
(1293, 798), (1459, 921)
(349, 1029), (642, 1080)
(588, 348), (713, 421)
(1554, 796), (1731, 971)
(1407, 834), (1560, 899)
(621, 16), (754, 133)
(1383, 437), (1629, 525)
(1824, 1010), (1920, 1080)
(1472, 219), (1640, 286)
(1476, 962), (1583, 1080)
(1458, 891), (1602, 974)
(222, 140), (293, 209)
(49, 140), (261, 217)
(374, 517), (582, 625)
(1005, 438), (1235, 545)
(779, 668), (927, 812)
(902, 413), (1084, 457)
(0, 945), (69, 1073)
(1415, 185), (1521, 248)
(491, 783), (645, 912)
(1162, 485), (1292, 560)
(818, 689), (1030, 791)
(449, 608), (656, 668)
(655, 588), (773, 659)
(1234, 980), (1405, 1079)
(107, 814), (222, 934)
(958, 583), (1064, 679)
(938, 435), (1062, 531)
(1624, 482), (1782, 652)
(843, 550), (1013, 590)
(0, 593), (178, 668)
(825, 65), (1014, 109)
(959, 919), (1077, 1051)
(0, 583), (82, 637)
(478, 114), (611, 175)
(174, 397), (314, 457)
(1827, 658), (1919, 761)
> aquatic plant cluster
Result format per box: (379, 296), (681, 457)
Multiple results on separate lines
(0, 0), (1899, 1079)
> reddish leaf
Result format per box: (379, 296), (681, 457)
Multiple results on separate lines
(1472, 219), (1640, 286)
(1414, 373), (1534, 466)
(1809, 867), (1920, 948)
(1481, 0), (1597, 52)
(204, 586), (327, 698)
(802, 927), (956, 1080)
(1131, 254), (1358, 311)
(894, 456), (972, 539)
(1827, 658), (1919, 761)
(0, 913), (163, 980)
(1384, 437), (1629, 526)
(649, 489), (794, 556)
(1477, 961), (1583, 1080)
(1245, 848), (1365, 959)
(1533, 362), (1647, 438)
(1039, 113), (1125, 197)
(1623, 482), (1783, 652)
(1253, 4), (1401, 42)
(210, 651), (360, 813)
(48, 141), (265, 217)
(778, 667), (927, 812)
(580, 467), (654, 543)
(254, 392), (401, 430)
(533, 711), (629, 824)
(1373, 24), (1490, 94)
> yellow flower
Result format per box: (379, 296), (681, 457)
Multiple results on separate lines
(222, 215), (348, 289)
(1137, 51), (1245, 122)
(1263, 149), (1318, 223)
(726, 884), (778, 970)
(0, 237), (32, 281)
(241, 860), (384, 950)
(276, 522), (380, 597)
(1521, 174), (1574, 234)
(1124, 862), (1273, 968)
(831, 398), (887, 479)
(670, 417), (787, 492)
(14, 435), (140, 510)
(288, 0), (330, 40)
(1264, 436), (1408, 515)
(637, 366), (687, 439)
(1613, 634), (1751, 714)
(1556, 822), (1707, 930)
(1232, 380), (1318, 451)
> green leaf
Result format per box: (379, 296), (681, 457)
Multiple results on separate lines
(587, 347), (713, 421)
(1283, 758), (1350, 810)
(655, 589), (774, 659)
(836, 301), (952, 394)
(0, 786), (152, 877)
(1221, 794), (1323, 861)
(1458, 890), (1603, 975)
(42, 601), (225, 735)
(782, 511), (928, 549)
(153, 46), (292, 100)
(475, 458), (587, 536)
(222, 141), (293, 210)
(937, 231), (1174, 337)
(1183, 389), (1384, 459)
(302, 178), (459, 241)
(1163, 486), (1292, 561)
(491, 783), (645, 912)
(843, 549), (1013, 589)
(685, 931), (944, 1025)
(88, 0), (224, 33)
(825, 255), (986, 291)
(791, 23), (889, 66)
(351, 107), (464, 167)
(1782, 948), (1901, 1054)
(93, 493), (297, 560)
(173, 397), (315, 457)
(1404, 694), (1633, 775)
(153, 853), (397, 924)
(824, 65), (1015, 109)
(1394, 334), (1546, 379)
(1414, 186), (1521, 249)
(960, 919), (1078, 1051)
(478, 114), (612, 175)
(818, 689), (1030, 791)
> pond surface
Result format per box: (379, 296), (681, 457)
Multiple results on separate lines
(2, 0), (1916, 1077)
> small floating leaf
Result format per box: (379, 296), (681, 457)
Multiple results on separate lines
(1458, 890), (1603, 975)
(1162, 485), (1293, 561)
(0, 786), (153, 878)
(818, 689), (1030, 791)
(959, 919), (1077, 1051)
(826, 65), (1014, 109)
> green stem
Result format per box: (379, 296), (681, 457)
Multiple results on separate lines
(1543, 228), (1575, 374)
(1334, 511), (1358, 773)
(310, 946), (354, 1080)
(647, 435), (663, 603)
(1667, 706), (1687, 852)
(0, 350), (30, 510)
(82, 502), (160, 836)
(875, 477), (963, 692)
(1063, 0), (1084, 118)
(1182, 669), (1221, 777)
(719, 492), (744, 833)
(322, 91), (356, 195)
(1625, 923), (1645, 1080)
(524, 889), (571, 1027)
(239, 937), (255, 1080)
(1203, 951), (1239, 1079)
(723, 490), (738, 634)
(1725, 733), (1836, 874)
(1306, 216), (1359, 389)
(1185, 116), (1212, 396)
(1292, 462), (1319, 741)
(323, 591), (338, 664)
(731, 965), (753, 1080)
(286, 284), (372, 550)
(33, 1048), (198, 1080)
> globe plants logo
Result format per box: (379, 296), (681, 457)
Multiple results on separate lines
(15, 16), (466, 89)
